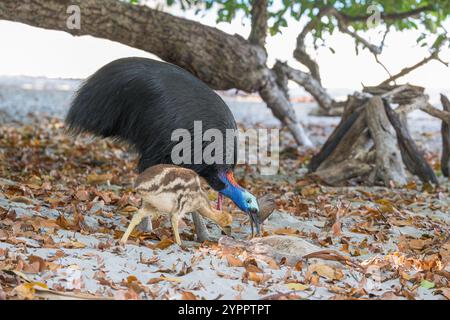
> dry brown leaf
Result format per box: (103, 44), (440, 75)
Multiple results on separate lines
(307, 264), (344, 281)
(121, 206), (139, 213)
(75, 190), (90, 201)
(147, 276), (182, 284)
(155, 237), (174, 250)
(244, 271), (265, 284)
(87, 173), (113, 185)
(286, 283), (309, 291)
(226, 255), (244, 267)
(181, 291), (198, 300)
(9, 196), (33, 205)
(409, 239), (432, 251)
(13, 282), (48, 300)
(439, 288), (450, 300)
(28, 255), (46, 273)
(331, 221), (342, 237)
(273, 227), (300, 236)
(61, 241), (87, 249)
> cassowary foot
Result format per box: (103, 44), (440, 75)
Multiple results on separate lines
(191, 212), (210, 242)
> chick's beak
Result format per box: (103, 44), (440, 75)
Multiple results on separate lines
(249, 207), (261, 237)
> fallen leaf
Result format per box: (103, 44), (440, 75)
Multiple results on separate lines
(438, 288), (450, 300)
(420, 280), (435, 289)
(181, 291), (198, 300)
(307, 264), (344, 281)
(286, 283), (309, 291)
(87, 173), (113, 185)
(226, 255), (243, 267)
(75, 190), (90, 201)
(9, 196), (33, 205)
(155, 237), (174, 250)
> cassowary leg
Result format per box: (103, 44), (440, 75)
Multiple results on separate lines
(216, 193), (223, 211)
(137, 203), (157, 233)
(191, 212), (210, 242)
(137, 216), (153, 233)
(171, 213), (182, 246)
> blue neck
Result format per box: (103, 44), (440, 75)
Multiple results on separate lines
(218, 170), (247, 210)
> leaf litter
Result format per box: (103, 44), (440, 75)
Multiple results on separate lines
(0, 116), (449, 300)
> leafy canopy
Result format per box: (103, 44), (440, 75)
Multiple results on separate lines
(133, 1), (449, 37)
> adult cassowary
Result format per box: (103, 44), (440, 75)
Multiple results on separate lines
(66, 57), (260, 236)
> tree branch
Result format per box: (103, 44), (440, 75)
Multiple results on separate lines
(0, 0), (267, 92)
(293, 6), (333, 84)
(248, 0), (268, 49)
(329, 8), (383, 55)
(274, 61), (335, 111)
(379, 36), (448, 86)
(259, 71), (314, 148)
(293, 5), (386, 82)
(294, 4), (436, 82)
(421, 104), (450, 124)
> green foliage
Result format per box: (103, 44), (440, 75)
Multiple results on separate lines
(128, 0), (449, 50)
(161, 1), (447, 33)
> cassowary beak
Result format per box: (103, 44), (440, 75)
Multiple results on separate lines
(248, 207), (261, 237)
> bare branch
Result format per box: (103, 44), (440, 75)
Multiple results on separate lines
(293, 5), (387, 81)
(248, 0), (268, 48)
(294, 4), (436, 82)
(379, 36), (449, 86)
(385, 92), (450, 124)
(293, 6), (333, 84)
(274, 61), (335, 111)
(329, 8), (383, 55)
(420, 104), (450, 124)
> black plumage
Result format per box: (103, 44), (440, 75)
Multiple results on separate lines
(66, 57), (237, 191)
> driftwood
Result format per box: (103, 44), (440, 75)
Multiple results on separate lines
(366, 96), (407, 186)
(442, 94), (450, 177)
(309, 84), (444, 187)
(384, 100), (438, 184)
(308, 108), (363, 172)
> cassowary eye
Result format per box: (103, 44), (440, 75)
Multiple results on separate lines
(246, 199), (252, 204)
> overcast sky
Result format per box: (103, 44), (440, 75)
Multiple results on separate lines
(0, 3), (448, 90)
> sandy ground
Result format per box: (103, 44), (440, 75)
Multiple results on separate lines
(0, 76), (449, 300)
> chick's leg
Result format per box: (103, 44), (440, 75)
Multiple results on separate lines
(120, 208), (146, 244)
(171, 213), (182, 246)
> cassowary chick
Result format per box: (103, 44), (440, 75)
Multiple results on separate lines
(120, 164), (233, 245)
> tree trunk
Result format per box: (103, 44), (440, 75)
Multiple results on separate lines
(0, 0), (313, 147)
(441, 94), (450, 177)
(366, 97), (407, 186)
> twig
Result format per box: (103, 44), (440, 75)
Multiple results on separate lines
(379, 36), (449, 86)
(303, 249), (364, 271)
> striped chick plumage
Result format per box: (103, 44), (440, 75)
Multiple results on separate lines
(120, 164), (232, 245)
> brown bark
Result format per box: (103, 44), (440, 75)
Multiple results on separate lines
(365, 96), (407, 186)
(312, 159), (373, 186)
(249, 0), (268, 49)
(273, 61), (335, 111)
(259, 70), (314, 147)
(384, 101), (438, 185)
(0, 0), (265, 92)
(308, 108), (363, 172)
(441, 94), (450, 177)
(0, 0), (316, 147)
